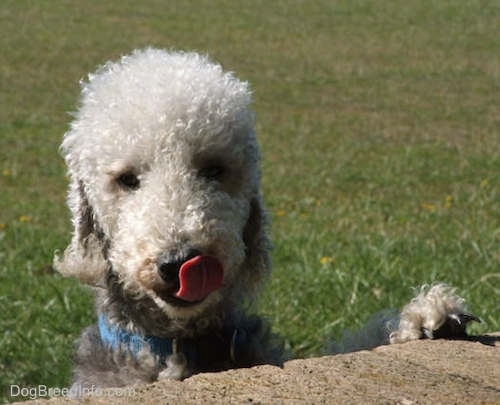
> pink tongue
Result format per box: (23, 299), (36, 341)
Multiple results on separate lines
(175, 255), (224, 302)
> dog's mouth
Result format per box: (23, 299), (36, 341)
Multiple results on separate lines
(158, 255), (224, 306)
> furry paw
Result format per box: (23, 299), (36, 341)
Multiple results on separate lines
(389, 283), (480, 344)
(158, 353), (190, 381)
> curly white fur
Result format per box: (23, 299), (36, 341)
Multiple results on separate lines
(55, 49), (268, 320)
(390, 283), (473, 343)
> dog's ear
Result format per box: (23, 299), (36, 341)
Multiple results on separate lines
(54, 179), (109, 285)
(242, 196), (272, 295)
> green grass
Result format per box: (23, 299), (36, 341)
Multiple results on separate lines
(1, 0), (498, 402)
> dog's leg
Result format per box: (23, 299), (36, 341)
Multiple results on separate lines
(389, 283), (480, 344)
(157, 339), (191, 381)
(326, 283), (479, 353)
(325, 309), (400, 353)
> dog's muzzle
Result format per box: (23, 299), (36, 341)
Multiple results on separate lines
(157, 250), (224, 303)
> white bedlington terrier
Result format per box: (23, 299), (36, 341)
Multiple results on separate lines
(55, 48), (479, 392)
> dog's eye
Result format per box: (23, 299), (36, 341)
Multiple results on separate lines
(117, 172), (140, 190)
(199, 165), (226, 181)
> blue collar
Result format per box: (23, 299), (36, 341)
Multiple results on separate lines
(98, 313), (248, 368)
(98, 314), (175, 362)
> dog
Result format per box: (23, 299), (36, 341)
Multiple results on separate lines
(55, 48), (478, 393)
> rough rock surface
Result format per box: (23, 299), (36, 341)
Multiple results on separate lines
(15, 333), (499, 404)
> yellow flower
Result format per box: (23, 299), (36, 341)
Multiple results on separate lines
(444, 195), (452, 209)
(2, 169), (10, 177)
(480, 179), (489, 188)
(19, 215), (30, 223)
(276, 209), (286, 217)
(320, 256), (335, 265)
(421, 202), (435, 213)
(0, 223), (6, 229)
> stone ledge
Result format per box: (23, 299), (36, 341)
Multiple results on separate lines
(15, 333), (499, 404)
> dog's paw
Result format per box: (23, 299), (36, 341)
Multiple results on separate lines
(158, 353), (191, 381)
(425, 311), (480, 339)
(389, 283), (480, 344)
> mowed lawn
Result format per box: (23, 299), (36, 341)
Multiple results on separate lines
(0, 0), (498, 401)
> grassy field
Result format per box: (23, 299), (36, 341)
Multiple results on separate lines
(1, 0), (498, 402)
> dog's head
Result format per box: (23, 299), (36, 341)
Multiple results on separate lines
(54, 49), (270, 318)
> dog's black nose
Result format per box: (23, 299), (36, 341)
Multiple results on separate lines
(157, 249), (201, 283)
